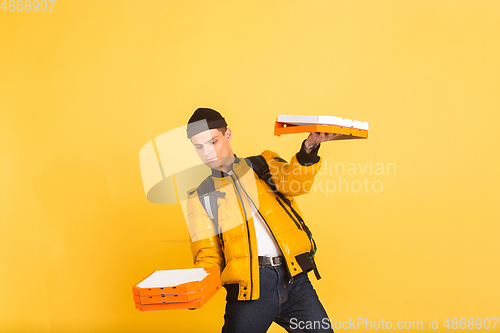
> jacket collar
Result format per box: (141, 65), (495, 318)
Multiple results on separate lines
(211, 154), (241, 178)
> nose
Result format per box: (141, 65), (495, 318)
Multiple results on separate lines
(204, 144), (216, 158)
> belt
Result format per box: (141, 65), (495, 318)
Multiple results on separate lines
(258, 256), (283, 267)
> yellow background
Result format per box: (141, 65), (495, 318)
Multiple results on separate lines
(1, 1), (499, 332)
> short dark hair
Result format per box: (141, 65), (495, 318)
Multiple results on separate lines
(217, 127), (227, 135)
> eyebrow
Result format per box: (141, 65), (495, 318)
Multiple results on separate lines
(205, 135), (218, 143)
(194, 136), (218, 146)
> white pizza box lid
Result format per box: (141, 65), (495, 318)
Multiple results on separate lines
(277, 115), (369, 131)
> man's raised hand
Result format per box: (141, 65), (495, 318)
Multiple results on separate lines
(304, 132), (343, 154)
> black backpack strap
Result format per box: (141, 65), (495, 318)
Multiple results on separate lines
(197, 177), (217, 221)
(196, 176), (225, 249)
(245, 155), (276, 192)
(246, 155), (321, 280)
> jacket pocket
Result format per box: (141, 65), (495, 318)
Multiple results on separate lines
(295, 252), (314, 273)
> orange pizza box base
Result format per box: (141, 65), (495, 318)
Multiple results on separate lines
(133, 267), (220, 297)
(274, 121), (368, 139)
(134, 280), (221, 311)
(134, 284), (211, 304)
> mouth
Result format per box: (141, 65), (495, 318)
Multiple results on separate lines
(205, 157), (218, 162)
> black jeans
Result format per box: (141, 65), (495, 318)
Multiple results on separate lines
(222, 265), (334, 333)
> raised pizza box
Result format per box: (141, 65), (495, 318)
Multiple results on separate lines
(274, 115), (369, 140)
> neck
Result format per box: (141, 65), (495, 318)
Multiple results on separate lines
(219, 155), (235, 173)
(211, 154), (238, 176)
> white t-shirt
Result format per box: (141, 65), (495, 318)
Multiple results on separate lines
(227, 170), (282, 257)
(249, 199), (282, 256)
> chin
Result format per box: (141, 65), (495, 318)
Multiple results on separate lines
(205, 160), (221, 169)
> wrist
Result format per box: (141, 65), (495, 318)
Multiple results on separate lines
(304, 139), (319, 154)
(296, 139), (320, 166)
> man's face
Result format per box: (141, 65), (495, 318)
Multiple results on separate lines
(190, 128), (233, 170)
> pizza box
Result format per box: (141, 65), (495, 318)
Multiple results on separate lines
(134, 282), (221, 311)
(134, 284), (212, 304)
(274, 115), (369, 140)
(133, 267), (221, 310)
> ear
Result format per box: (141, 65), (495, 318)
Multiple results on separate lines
(225, 128), (232, 141)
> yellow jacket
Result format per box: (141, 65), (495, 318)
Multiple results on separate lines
(187, 147), (322, 301)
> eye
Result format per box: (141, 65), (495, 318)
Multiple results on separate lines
(210, 140), (217, 145)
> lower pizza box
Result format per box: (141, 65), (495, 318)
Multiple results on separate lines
(134, 283), (211, 304)
(134, 279), (221, 311)
(133, 266), (219, 297)
(133, 267), (221, 311)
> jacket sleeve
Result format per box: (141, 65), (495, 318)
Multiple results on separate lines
(260, 140), (322, 197)
(186, 189), (224, 273)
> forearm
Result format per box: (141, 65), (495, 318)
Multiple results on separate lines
(191, 237), (224, 273)
(264, 150), (322, 196)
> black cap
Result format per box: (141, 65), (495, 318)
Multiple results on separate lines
(186, 108), (227, 139)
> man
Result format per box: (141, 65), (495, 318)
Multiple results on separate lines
(186, 108), (340, 333)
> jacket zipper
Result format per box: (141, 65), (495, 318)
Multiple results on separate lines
(276, 197), (302, 230)
(234, 176), (295, 285)
(228, 172), (254, 300)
